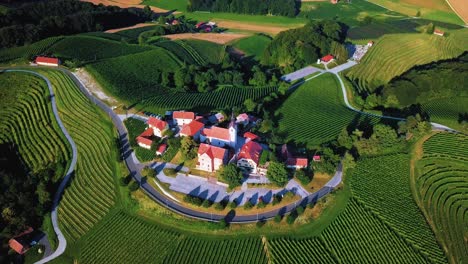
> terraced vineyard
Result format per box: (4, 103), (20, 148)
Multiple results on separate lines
(0, 71), (70, 176)
(142, 85), (277, 113)
(415, 133), (468, 263)
(39, 70), (118, 242)
(182, 39), (227, 65)
(0, 36), (63, 62)
(347, 29), (468, 91)
(277, 73), (380, 147)
(165, 237), (268, 264)
(351, 154), (447, 263)
(422, 97), (468, 132)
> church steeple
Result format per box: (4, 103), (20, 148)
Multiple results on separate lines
(229, 112), (237, 148)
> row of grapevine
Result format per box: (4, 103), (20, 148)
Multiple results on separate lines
(174, 40), (206, 65)
(268, 237), (337, 263)
(350, 154), (447, 263)
(80, 211), (181, 263)
(0, 72), (70, 173)
(422, 97), (468, 133)
(182, 39), (226, 65)
(0, 36), (64, 62)
(416, 133), (468, 262)
(164, 236), (268, 264)
(42, 70), (118, 242)
(142, 86), (278, 114)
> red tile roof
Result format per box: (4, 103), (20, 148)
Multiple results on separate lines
(9, 227), (33, 255)
(287, 158), (308, 167)
(181, 120), (204, 136)
(198, 143), (227, 160)
(156, 144), (167, 154)
(173, 111), (195, 120)
(313, 155), (321, 161)
(202, 126), (230, 141)
(321, 54), (334, 62)
(238, 141), (263, 164)
(147, 117), (167, 131)
(136, 136), (152, 146)
(244, 132), (259, 140)
(139, 128), (154, 138)
(434, 29), (445, 35)
(35, 56), (59, 65)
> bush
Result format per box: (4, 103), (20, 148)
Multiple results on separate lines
(295, 169), (311, 185)
(272, 194), (281, 205)
(128, 181), (139, 192)
(274, 214), (282, 223)
(164, 168), (178, 176)
(296, 206), (305, 215)
(183, 195), (203, 206)
(256, 220), (266, 228)
(286, 213), (297, 225)
(119, 176), (131, 186)
(257, 199), (266, 209)
(218, 219), (228, 229)
(307, 202), (316, 209)
(214, 202), (225, 211)
(229, 201), (237, 209)
(284, 191), (294, 199)
(243, 200), (254, 210)
(202, 199), (213, 208)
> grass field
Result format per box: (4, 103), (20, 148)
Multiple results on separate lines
(0, 72), (71, 178)
(142, 0), (187, 12)
(415, 133), (468, 263)
(232, 34), (272, 60)
(347, 29), (468, 91)
(37, 70), (119, 243)
(422, 97), (468, 132)
(276, 73), (380, 147)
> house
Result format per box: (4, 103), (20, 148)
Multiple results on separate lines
(200, 119), (237, 148)
(313, 155), (321, 162)
(9, 227), (36, 255)
(180, 120), (205, 140)
(173, 111), (195, 126)
(171, 20), (179, 25)
(196, 143), (228, 172)
(236, 113), (250, 126)
(244, 132), (259, 142)
(286, 158), (308, 170)
(136, 128), (153, 149)
(156, 144), (167, 156)
(433, 29), (445, 36)
(195, 22), (206, 29)
(35, 56), (59, 67)
(367, 41), (374, 47)
(330, 0), (338, 4)
(257, 162), (269, 176)
(147, 117), (168, 137)
(237, 141), (263, 174)
(320, 54), (334, 64)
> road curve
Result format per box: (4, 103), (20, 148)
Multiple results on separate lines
(3, 70), (78, 264)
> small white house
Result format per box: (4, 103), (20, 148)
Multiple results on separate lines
(173, 111), (195, 126)
(147, 117), (168, 137)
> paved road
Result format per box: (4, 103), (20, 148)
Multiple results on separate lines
(3, 70), (78, 264)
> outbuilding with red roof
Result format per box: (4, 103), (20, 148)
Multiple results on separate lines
(156, 143), (167, 156)
(136, 128), (154, 149)
(286, 157), (308, 169)
(35, 56), (60, 67)
(320, 54), (334, 63)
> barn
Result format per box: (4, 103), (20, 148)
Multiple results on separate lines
(35, 56), (60, 67)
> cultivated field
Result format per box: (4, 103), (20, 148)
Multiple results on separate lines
(39, 70), (118, 242)
(422, 97), (468, 132)
(347, 29), (468, 91)
(415, 133), (468, 263)
(165, 33), (249, 45)
(0, 72), (70, 178)
(277, 73), (380, 147)
(447, 0), (468, 24)
(0, 36), (63, 63)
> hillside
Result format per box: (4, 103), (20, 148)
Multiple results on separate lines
(346, 29), (468, 92)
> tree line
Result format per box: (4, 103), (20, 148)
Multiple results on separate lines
(0, 0), (153, 48)
(187, 0), (299, 17)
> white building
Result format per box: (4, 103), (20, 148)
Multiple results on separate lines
(197, 143), (228, 172)
(200, 119), (237, 148)
(147, 117), (168, 137)
(173, 111), (195, 126)
(237, 141), (263, 174)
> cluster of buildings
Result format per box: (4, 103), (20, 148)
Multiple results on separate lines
(195, 21), (216, 32)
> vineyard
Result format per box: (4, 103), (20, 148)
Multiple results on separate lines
(232, 34), (272, 60)
(0, 71), (70, 177)
(415, 133), (468, 263)
(422, 97), (468, 132)
(277, 73), (379, 147)
(0, 36), (63, 62)
(155, 40), (206, 65)
(39, 70), (118, 242)
(347, 29), (468, 91)
(86, 48), (183, 101)
(268, 237), (336, 263)
(351, 154), (447, 263)
(141, 85), (278, 113)
(182, 39), (227, 65)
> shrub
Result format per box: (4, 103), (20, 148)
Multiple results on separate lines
(229, 201), (237, 209)
(214, 202), (225, 211)
(284, 191), (294, 199)
(243, 200), (254, 210)
(218, 219), (227, 229)
(257, 199), (266, 209)
(128, 181), (139, 192)
(164, 168), (178, 176)
(286, 213), (297, 225)
(183, 195), (203, 206)
(119, 176), (131, 186)
(274, 214), (282, 223)
(202, 199), (213, 208)
(295, 169), (311, 185)
(307, 202), (316, 209)
(272, 194), (281, 205)
(296, 206), (305, 215)
(256, 220), (266, 228)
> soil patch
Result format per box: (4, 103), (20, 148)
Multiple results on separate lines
(165, 32), (249, 44)
(216, 20), (298, 35)
(73, 68), (118, 105)
(105, 23), (156, 33)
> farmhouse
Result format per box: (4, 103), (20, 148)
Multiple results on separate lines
(236, 113), (250, 126)
(237, 141), (263, 174)
(156, 144), (167, 156)
(433, 29), (445, 37)
(9, 227), (36, 255)
(330, 0), (338, 4)
(147, 117), (168, 137)
(320, 54), (335, 64)
(35, 56), (59, 67)
(196, 143), (228, 172)
(200, 120), (237, 148)
(313, 155), (321, 162)
(180, 120), (205, 140)
(136, 128), (154, 149)
(173, 111), (195, 126)
(286, 158), (308, 170)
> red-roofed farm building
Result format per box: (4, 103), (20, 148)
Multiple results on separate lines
(35, 56), (60, 67)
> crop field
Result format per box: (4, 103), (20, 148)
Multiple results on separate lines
(164, 237), (268, 264)
(447, 0), (468, 24)
(47, 36), (152, 62)
(0, 72), (70, 177)
(182, 39), (227, 65)
(142, 0), (187, 12)
(39, 70), (118, 242)
(232, 34), (272, 60)
(268, 237), (337, 263)
(347, 29), (468, 91)
(155, 40), (207, 65)
(165, 32), (248, 45)
(422, 97), (468, 132)
(0, 36), (64, 63)
(277, 74), (380, 147)
(415, 133), (468, 263)
(112, 25), (158, 43)
(86, 48), (182, 101)
(351, 154), (447, 263)
(141, 86), (278, 114)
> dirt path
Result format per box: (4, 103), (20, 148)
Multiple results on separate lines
(105, 23), (156, 33)
(216, 20), (300, 35)
(73, 68), (118, 105)
(165, 32), (250, 44)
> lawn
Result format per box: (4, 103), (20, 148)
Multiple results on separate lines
(414, 132), (468, 263)
(347, 29), (468, 91)
(276, 73), (380, 147)
(232, 34), (272, 60)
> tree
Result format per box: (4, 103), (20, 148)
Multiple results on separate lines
(161, 71), (171, 87)
(141, 167), (156, 178)
(243, 200), (254, 210)
(219, 164), (244, 188)
(174, 68), (186, 88)
(274, 214), (282, 223)
(295, 169), (311, 185)
(244, 98), (257, 112)
(158, 15), (166, 25)
(342, 152), (356, 169)
(181, 136), (198, 160)
(426, 23), (435, 34)
(337, 128), (353, 149)
(267, 161), (289, 186)
(129, 181), (140, 192)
